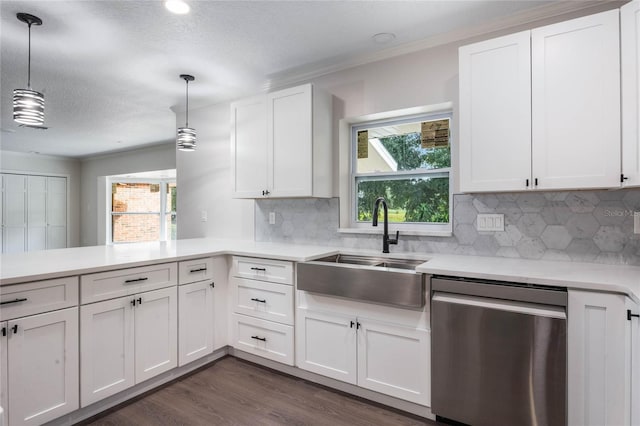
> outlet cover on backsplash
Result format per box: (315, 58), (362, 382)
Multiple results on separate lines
(635, 212), (640, 234)
(477, 214), (504, 232)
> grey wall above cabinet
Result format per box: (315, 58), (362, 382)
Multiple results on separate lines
(256, 189), (640, 266)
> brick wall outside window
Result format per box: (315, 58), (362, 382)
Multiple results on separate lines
(112, 183), (164, 243)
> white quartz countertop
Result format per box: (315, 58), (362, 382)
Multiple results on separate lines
(2, 238), (640, 304)
(416, 254), (640, 303)
(0, 238), (340, 286)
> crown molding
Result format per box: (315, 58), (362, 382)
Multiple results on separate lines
(262, 0), (625, 92)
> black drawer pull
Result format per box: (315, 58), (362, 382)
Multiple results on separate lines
(125, 277), (148, 284)
(250, 267), (266, 271)
(11, 324), (18, 334)
(190, 267), (207, 273)
(210, 282), (215, 288)
(250, 298), (266, 303)
(0, 298), (28, 305)
(251, 335), (267, 342)
(628, 310), (639, 321)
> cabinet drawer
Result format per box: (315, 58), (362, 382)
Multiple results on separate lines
(0, 276), (79, 321)
(232, 313), (294, 365)
(178, 257), (215, 285)
(232, 278), (293, 325)
(232, 257), (293, 285)
(81, 263), (177, 304)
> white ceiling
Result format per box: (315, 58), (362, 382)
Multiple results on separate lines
(0, 0), (615, 158)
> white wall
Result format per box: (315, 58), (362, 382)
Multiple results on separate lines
(0, 151), (81, 247)
(80, 143), (176, 246)
(176, 104), (254, 240)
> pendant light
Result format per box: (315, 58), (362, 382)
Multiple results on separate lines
(13, 13), (45, 127)
(177, 74), (196, 152)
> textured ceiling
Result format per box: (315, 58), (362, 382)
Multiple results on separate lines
(0, 0), (612, 158)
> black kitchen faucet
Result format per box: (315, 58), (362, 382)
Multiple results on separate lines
(372, 197), (399, 253)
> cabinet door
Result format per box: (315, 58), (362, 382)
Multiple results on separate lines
(0, 322), (7, 426)
(357, 319), (430, 406)
(178, 281), (214, 366)
(8, 308), (78, 426)
(568, 290), (627, 426)
(627, 298), (639, 426)
(134, 286), (177, 382)
(268, 84), (313, 197)
(231, 95), (268, 198)
(27, 176), (47, 251)
(459, 31), (532, 192)
(46, 177), (67, 249)
(296, 309), (357, 384)
(532, 10), (621, 190)
(80, 297), (135, 406)
(3, 174), (27, 253)
(622, 0), (640, 187)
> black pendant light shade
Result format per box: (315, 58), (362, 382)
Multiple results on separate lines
(177, 74), (195, 152)
(13, 13), (45, 126)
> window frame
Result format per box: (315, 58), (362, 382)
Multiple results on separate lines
(338, 103), (454, 236)
(107, 177), (177, 244)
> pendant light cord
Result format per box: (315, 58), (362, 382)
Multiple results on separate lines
(185, 80), (189, 127)
(27, 21), (32, 88)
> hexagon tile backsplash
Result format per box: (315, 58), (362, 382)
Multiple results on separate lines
(255, 189), (640, 266)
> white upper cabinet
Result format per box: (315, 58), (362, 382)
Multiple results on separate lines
(459, 31), (532, 192)
(622, 0), (640, 187)
(460, 9), (621, 192)
(230, 83), (333, 199)
(230, 95), (268, 198)
(532, 10), (620, 190)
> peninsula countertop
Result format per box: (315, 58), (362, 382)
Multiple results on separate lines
(2, 238), (639, 303)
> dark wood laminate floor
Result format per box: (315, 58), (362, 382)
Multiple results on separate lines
(81, 356), (437, 426)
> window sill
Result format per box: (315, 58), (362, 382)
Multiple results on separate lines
(337, 228), (452, 238)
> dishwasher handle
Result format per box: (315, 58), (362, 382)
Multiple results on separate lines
(432, 292), (566, 319)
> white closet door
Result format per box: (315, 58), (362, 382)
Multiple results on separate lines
(27, 176), (47, 251)
(3, 174), (27, 253)
(46, 177), (67, 249)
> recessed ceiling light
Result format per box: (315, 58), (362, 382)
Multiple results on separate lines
(372, 32), (396, 44)
(165, 0), (190, 15)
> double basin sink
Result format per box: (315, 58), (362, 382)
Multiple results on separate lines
(297, 254), (427, 309)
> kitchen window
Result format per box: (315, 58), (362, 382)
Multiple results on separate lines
(339, 104), (453, 235)
(108, 179), (177, 243)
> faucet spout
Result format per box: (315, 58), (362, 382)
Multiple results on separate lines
(372, 197), (399, 253)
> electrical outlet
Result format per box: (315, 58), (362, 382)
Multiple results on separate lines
(477, 214), (505, 232)
(269, 212), (276, 225)
(201, 210), (207, 222)
(635, 212), (640, 234)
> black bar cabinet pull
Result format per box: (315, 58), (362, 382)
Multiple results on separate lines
(350, 321), (355, 328)
(131, 298), (137, 307)
(125, 277), (148, 284)
(1, 327), (6, 337)
(357, 322), (361, 329)
(11, 325), (18, 334)
(0, 298), (28, 305)
(628, 310), (639, 321)
(210, 282), (215, 288)
(251, 336), (267, 342)
(534, 178), (538, 186)
(526, 179), (529, 187)
(190, 267), (207, 273)
(250, 298), (266, 303)
(137, 298), (142, 305)
(250, 267), (266, 271)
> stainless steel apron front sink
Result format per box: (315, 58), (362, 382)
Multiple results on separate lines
(297, 254), (427, 309)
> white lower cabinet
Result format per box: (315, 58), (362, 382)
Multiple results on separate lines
(568, 290), (631, 426)
(296, 308), (430, 406)
(178, 281), (214, 366)
(0, 308), (79, 426)
(81, 286), (177, 407)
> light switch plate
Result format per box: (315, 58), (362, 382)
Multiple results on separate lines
(477, 214), (505, 232)
(635, 212), (640, 234)
(201, 210), (207, 222)
(269, 212), (276, 225)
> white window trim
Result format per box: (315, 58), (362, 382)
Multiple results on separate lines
(338, 102), (454, 237)
(106, 177), (176, 244)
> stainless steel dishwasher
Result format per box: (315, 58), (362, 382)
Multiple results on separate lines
(431, 276), (567, 426)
